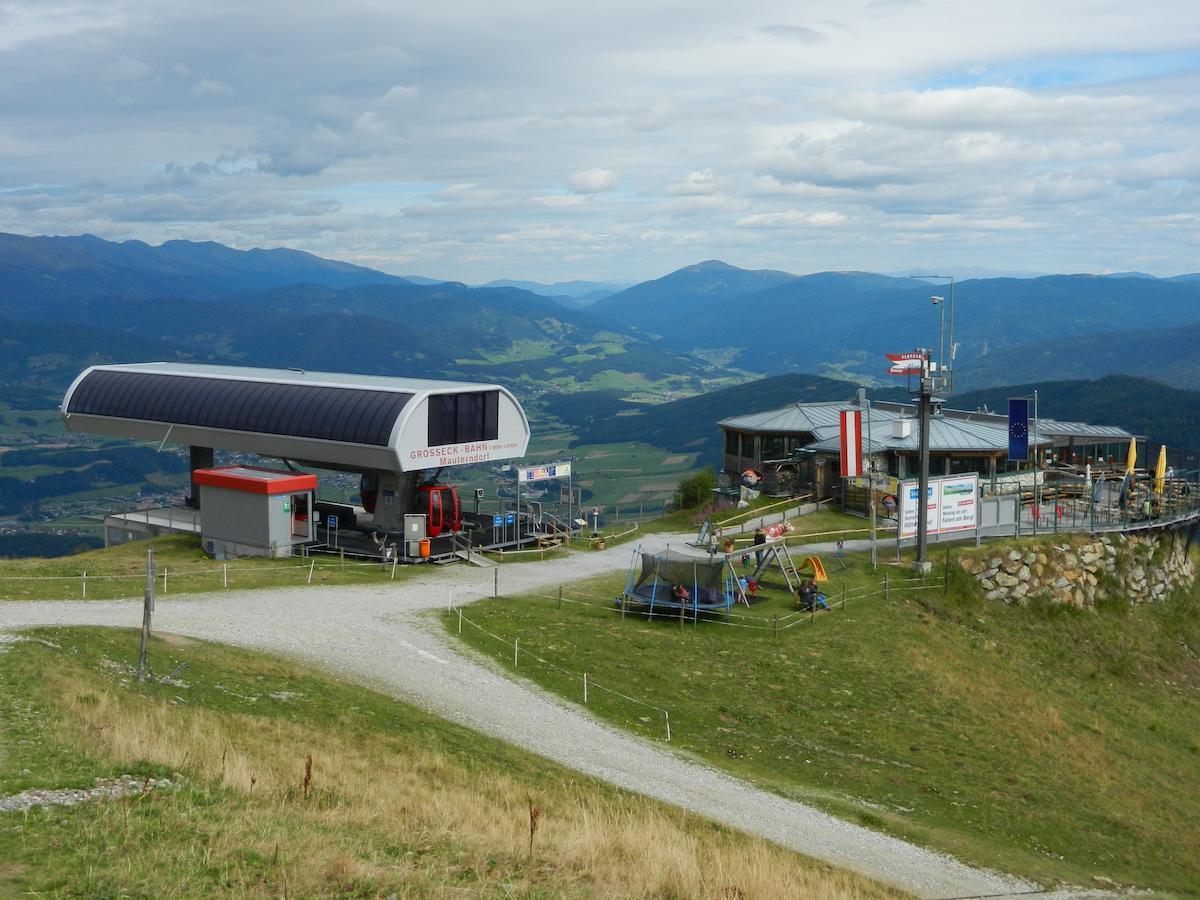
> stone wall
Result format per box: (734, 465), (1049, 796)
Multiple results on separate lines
(958, 531), (1195, 608)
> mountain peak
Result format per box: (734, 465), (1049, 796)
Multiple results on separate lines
(686, 259), (739, 272)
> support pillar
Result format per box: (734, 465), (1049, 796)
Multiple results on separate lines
(188, 446), (214, 508)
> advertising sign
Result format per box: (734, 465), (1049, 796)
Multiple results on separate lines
(899, 473), (978, 539)
(899, 481), (937, 539)
(938, 474), (979, 533)
(517, 462), (572, 482)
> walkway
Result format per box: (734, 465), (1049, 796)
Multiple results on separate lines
(0, 537), (1078, 898)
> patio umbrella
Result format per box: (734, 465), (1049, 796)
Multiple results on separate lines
(1125, 437), (1138, 475)
(1155, 445), (1167, 494)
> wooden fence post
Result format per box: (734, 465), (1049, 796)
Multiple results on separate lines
(136, 548), (155, 683)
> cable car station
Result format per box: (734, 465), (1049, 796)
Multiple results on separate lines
(61, 363), (535, 562)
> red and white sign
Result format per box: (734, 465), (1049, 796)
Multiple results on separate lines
(839, 410), (863, 478)
(886, 351), (926, 376)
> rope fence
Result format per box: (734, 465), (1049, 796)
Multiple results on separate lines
(447, 590), (674, 742)
(0, 553), (408, 600)
(444, 565), (951, 739)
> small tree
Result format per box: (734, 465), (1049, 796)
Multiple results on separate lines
(677, 467), (717, 509)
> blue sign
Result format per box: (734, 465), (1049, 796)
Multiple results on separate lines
(492, 515), (503, 527)
(1008, 398), (1029, 462)
(326, 514), (339, 529)
(505, 513), (516, 525)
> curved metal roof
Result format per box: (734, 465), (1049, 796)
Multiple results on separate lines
(62, 363), (530, 473)
(67, 369), (412, 446)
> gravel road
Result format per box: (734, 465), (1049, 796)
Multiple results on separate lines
(0, 536), (1053, 899)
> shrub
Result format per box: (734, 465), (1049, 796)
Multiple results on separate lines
(676, 467), (717, 509)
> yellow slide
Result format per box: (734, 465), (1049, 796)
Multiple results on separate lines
(801, 556), (828, 583)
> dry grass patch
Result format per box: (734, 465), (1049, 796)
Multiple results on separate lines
(0, 628), (900, 899)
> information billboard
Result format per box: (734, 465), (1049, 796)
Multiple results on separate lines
(899, 473), (978, 539)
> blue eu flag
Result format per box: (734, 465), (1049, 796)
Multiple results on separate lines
(1008, 398), (1029, 462)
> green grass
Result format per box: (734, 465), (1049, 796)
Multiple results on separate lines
(0, 628), (898, 899)
(443, 546), (1200, 893)
(0, 534), (420, 601)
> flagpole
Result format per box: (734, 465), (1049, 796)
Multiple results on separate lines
(1034, 388), (1039, 533)
(867, 396), (877, 571)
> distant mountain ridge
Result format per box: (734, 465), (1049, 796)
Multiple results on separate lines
(553, 372), (1200, 468)
(0, 232), (408, 310)
(955, 320), (1200, 391)
(591, 259), (799, 333)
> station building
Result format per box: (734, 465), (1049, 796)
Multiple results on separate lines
(718, 389), (1137, 501)
(61, 362), (531, 559)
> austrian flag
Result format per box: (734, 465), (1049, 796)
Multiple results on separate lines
(839, 410), (863, 478)
(886, 351), (926, 376)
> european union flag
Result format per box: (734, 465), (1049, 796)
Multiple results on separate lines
(1008, 398), (1029, 462)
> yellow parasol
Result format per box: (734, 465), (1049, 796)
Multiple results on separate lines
(1155, 445), (1167, 494)
(1125, 437), (1137, 475)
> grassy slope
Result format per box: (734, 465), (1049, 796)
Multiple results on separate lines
(443, 546), (1200, 893)
(0, 627), (898, 899)
(0, 535), (420, 601)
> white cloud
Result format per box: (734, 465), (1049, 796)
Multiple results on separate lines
(102, 55), (151, 83)
(0, 0), (1197, 280)
(193, 78), (232, 97)
(380, 84), (419, 102)
(736, 210), (847, 227)
(568, 168), (618, 194)
(666, 169), (718, 196)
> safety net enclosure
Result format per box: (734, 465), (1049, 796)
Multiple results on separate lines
(623, 546), (739, 613)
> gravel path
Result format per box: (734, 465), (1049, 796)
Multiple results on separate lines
(0, 536), (1048, 899)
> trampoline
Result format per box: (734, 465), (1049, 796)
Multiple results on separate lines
(622, 546), (740, 615)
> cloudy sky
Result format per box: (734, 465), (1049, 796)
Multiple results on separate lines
(1, 0), (1198, 281)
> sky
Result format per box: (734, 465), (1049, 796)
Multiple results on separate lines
(0, 0), (1198, 282)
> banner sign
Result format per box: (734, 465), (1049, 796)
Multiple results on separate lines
(839, 410), (862, 478)
(518, 462), (572, 482)
(899, 473), (978, 539)
(886, 351), (926, 376)
(1008, 398), (1029, 462)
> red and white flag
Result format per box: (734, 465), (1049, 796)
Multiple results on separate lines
(839, 410), (862, 478)
(886, 351), (926, 376)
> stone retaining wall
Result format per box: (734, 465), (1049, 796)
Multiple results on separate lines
(958, 531), (1195, 608)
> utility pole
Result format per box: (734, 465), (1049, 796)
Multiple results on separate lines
(909, 274), (956, 575)
(915, 351), (934, 573)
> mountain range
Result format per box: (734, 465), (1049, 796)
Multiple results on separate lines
(4, 230), (1200, 421)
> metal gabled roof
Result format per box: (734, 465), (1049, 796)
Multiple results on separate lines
(718, 401), (855, 434)
(1032, 419), (1136, 440)
(806, 413), (1053, 454)
(721, 396), (1134, 451)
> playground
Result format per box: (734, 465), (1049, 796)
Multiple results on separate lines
(620, 540), (838, 618)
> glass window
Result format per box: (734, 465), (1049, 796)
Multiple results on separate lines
(740, 434), (756, 458)
(761, 435), (785, 459)
(428, 391), (500, 446)
(725, 431), (739, 455)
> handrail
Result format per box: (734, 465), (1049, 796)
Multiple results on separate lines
(714, 494), (812, 531)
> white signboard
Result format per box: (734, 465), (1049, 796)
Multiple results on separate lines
(518, 462), (572, 482)
(899, 473), (978, 539)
